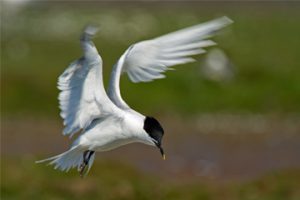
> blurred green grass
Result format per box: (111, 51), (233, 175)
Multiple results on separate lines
(2, 3), (300, 200)
(2, 158), (300, 200)
(2, 4), (300, 116)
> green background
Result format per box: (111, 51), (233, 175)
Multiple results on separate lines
(1, 2), (300, 200)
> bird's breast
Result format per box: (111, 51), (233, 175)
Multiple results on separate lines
(79, 113), (148, 152)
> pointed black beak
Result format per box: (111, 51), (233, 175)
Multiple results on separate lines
(158, 145), (166, 160)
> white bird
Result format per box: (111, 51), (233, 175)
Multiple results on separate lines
(37, 17), (233, 176)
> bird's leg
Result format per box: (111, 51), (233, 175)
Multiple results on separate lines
(79, 150), (95, 177)
(79, 151), (88, 176)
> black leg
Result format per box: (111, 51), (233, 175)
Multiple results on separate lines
(79, 150), (95, 177)
(86, 151), (95, 163)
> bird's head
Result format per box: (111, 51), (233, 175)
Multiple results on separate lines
(143, 116), (165, 160)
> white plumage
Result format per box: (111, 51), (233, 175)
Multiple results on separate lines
(37, 17), (232, 176)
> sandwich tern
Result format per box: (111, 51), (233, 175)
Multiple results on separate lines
(37, 16), (232, 176)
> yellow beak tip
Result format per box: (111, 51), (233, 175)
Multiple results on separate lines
(162, 154), (166, 160)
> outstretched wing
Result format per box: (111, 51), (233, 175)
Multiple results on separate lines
(108, 16), (233, 109)
(58, 26), (119, 137)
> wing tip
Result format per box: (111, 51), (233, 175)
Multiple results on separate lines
(85, 25), (99, 35)
(217, 16), (234, 26)
(81, 24), (99, 40)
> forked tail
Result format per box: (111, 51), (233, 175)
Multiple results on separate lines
(36, 145), (95, 176)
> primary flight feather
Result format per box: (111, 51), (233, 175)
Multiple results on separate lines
(37, 17), (233, 176)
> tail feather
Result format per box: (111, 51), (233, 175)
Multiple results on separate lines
(36, 146), (95, 174)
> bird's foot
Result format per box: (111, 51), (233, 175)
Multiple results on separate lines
(79, 160), (88, 177)
(78, 150), (95, 177)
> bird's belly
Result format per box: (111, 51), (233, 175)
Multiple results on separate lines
(77, 114), (149, 152)
(90, 137), (138, 152)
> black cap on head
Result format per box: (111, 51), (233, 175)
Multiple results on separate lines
(143, 116), (165, 159)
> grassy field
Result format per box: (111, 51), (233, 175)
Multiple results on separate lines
(2, 158), (300, 200)
(1, 2), (300, 200)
